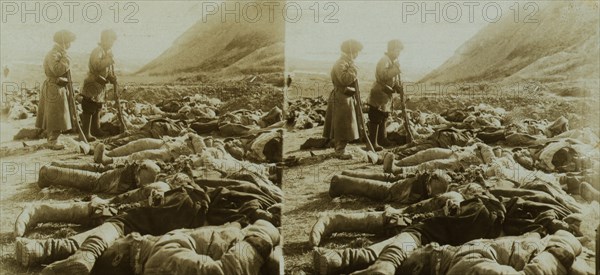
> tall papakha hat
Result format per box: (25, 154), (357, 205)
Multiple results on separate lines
(341, 39), (363, 55)
(387, 39), (404, 52)
(53, 30), (76, 44)
(101, 29), (118, 43)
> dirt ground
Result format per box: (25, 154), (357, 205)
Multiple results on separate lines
(0, 115), (104, 274)
(282, 75), (600, 274)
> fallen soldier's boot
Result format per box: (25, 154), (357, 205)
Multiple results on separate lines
(16, 238), (79, 267)
(106, 138), (165, 157)
(37, 165), (99, 191)
(396, 147), (453, 166)
(329, 175), (391, 201)
(313, 247), (377, 275)
(14, 202), (93, 237)
(310, 212), (385, 247)
(341, 170), (402, 182)
(15, 220), (106, 266)
(42, 223), (123, 275)
(50, 161), (109, 173)
(94, 143), (113, 164)
(383, 153), (405, 175)
(349, 233), (419, 275)
(580, 182), (600, 202)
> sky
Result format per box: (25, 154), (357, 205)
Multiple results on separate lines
(1, 0), (521, 79)
(286, 1), (518, 80)
(1, 1), (207, 67)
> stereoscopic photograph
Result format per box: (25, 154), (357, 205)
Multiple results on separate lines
(1, 0), (599, 275)
(283, 1), (599, 274)
(1, 1), (284, 274)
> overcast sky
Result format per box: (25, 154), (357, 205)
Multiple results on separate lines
(2, 0), (529, 79)
(286, 1), (520, 79)
(1, 1), (206, 65)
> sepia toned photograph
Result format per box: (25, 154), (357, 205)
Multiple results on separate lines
(1, 1), (284, 274)
(283, 1), (599, 274)
(1, 0), (599, 274)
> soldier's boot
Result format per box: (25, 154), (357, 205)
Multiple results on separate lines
(15, 228), (96, 267)
(313, 247), (378, 275)
(580, 182), (600, 202)
(310, 211), (385, 247)
(355, 232), (420, 275)
(109, 181), (171, 204)
(329, 175), (391, 201)
(397, 148), (453, 167)
(14, 201), (94, 237)
(15, 238), (78, 267)
(37, 165), (100, 191)
(367, 122), (383, 152)
(50, 161), (108, 173)
(41, 223), (123, 275)
(90, 111), (108, 138)
(80, 113), (97, 142)
(106, 138), (165, 158)
(377, 120), (392, 148)
(341, 170), (402, 182)
(383, 153), (403, 175)
(93, 143), (114, 165)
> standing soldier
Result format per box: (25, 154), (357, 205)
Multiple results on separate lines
(81, 29), (117, 141)
(367, 40), (404, 150)
(323, 39), (363, 160)
(36, 30), (77, 150)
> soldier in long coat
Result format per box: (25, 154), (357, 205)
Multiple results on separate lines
(323, 39), (363, 160)
(81, 29), (117, 141)
(367, 40), (403, 150)
(35, 30), (76, 150)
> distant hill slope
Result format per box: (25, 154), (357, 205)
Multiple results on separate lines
(136, 0), (284, 76)
(419, 1), (599, 94)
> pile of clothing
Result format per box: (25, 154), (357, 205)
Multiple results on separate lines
(287, 96), (328, 130)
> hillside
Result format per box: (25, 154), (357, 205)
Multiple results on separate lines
(136, 0), (284, 76)
(420, 1), (599, 95)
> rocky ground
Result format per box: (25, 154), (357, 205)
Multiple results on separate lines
(282, 73), (600, 274)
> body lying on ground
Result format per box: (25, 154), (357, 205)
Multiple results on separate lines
(95, 220), (281, 275)
(396, 230), (594, 275)
(15, 171), (283, 274)
(310, 186), (590, 275)
(190, 106), (283, 137)
(382, 140), (599, 200)
(37, 159), (161, 195)
(95, 129), (283, 166)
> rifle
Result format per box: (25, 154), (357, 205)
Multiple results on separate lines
(392, 72), (414, 143)
(352, 81), (378, 164)
(109, 65), (127, 133)
(65, 70), (90, 153)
